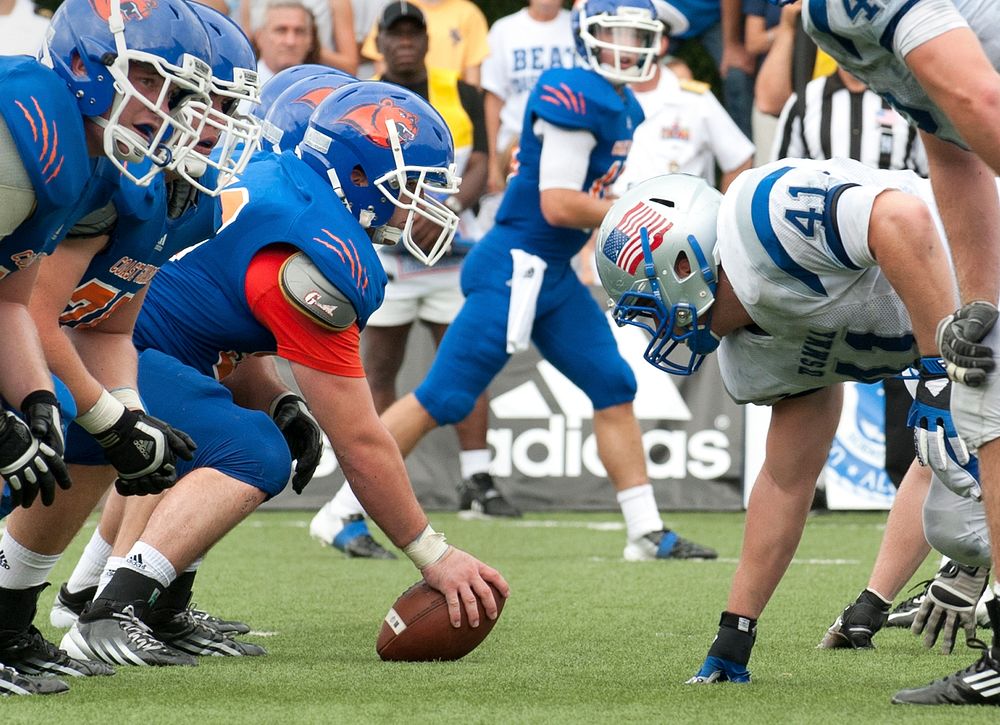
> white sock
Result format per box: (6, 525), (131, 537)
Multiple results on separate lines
(66, 529), (113, 594)
(120, 542), (176, 589)
(616, 483), (664, 542)
(96, 556), (126, 596)
(459, 449), (491, 480)
(0, 530), (61, 589)
(327, 482), (365, 518)
(185, 557), (203, 574)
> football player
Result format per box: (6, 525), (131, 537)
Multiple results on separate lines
(349, 0), (716, 562)
(594, 166), (999, 704)
(59, 82), (508, 667)
(0, 0), (215, 694)
(799, 0), (1000, 705)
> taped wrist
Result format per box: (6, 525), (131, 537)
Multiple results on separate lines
(76, 390), (127, 435)
(19, 389), (59, 416)
(706, 611), (757, 666)
(403, 524), (450, 569)
(110, 387), (144, 411)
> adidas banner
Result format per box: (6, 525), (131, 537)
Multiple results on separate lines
(265, 304), (746, 513)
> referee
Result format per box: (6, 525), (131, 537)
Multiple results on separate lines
(772, 64), (927, 175)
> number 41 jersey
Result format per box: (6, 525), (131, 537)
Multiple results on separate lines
(716, 157), (931, 405)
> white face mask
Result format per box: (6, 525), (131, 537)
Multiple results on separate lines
(579, 6), (661, 84)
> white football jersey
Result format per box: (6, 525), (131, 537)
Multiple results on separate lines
(802, 0), (1000, 147)
(480, 8), (577, 152)
(717, 157), (931, 405)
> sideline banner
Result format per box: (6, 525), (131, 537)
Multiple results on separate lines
(266, 304), (745, 512)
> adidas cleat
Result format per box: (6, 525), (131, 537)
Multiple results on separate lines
(188, 604), (251, 635)
(61, 604), (196, 667)
(892, 641), (1000, 706)
(310, 506), (397, 559)
(819, 591), (889, 649)
(458, 473), (521, 518)
(0, 664), (69, 696)
(50, 583), (96, 629)
(0, 624), (113, 677)
(886, 585), (927, 629)
(150, 610), (266, 657)
(623, 529), (718, 561)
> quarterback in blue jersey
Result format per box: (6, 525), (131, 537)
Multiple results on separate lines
(60, 82), (509, 668)
(591, 167), (988, 693)
(364, 0), (715, 561)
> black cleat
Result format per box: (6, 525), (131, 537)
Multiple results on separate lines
(149, 610), (266, 657)
(50, 583), (96, 629)
(886, 582), (928, 629)
(0, 624), (114, 677)
(624, 529), (718, 561)
(0, 664), (69, 696)
(819, 590), (889, 649)
(188, 604), (251, 635)
(458, 473), (521, 518)
(892, 641), (1000, 706)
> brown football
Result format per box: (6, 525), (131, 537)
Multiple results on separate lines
(376, 580), (506, 662)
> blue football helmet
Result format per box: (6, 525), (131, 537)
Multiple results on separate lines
(39, 0), (213, 185)
(572, 0), (662, 84)
(252, 64), (341, 121)
(175, 2), (261, 195)
(299, 81), (461, 267)
(261, 70), (358, 153)
(595, 174), (722, 376)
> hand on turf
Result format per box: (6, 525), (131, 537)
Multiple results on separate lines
(421, 547), (509, 629)
(911, 563), (990, 655)
(685, 655), (751, 684)
(270, 393), (322, 494)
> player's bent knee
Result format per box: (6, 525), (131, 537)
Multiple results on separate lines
(586, 364), (637, 410)
(417, 388), (476, 427)
(923, 500), (991, 569)
(194, 410), (293, 499)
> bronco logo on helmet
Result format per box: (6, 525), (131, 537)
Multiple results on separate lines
(294, 87), (337, 110)
(88, 0), (158, 22)
(338, 99), (419, 149)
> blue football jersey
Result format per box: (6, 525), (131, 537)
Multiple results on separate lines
(61, 167), (222, 329)
(0, 57), (117, 273)
(133, 151), (386, 379)
(492, 67), (643, 262)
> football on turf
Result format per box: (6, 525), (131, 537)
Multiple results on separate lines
(376, 580), (506, 661)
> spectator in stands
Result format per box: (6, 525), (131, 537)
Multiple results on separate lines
(613, 22), (754, 196)
(0, 0), (49, 56)
(360, 0), (489, 86)
(309, 0), (516, 561)
(481, 0), (576, 198)
(251, 0), (320, 84)
(244, 0), (358, 74)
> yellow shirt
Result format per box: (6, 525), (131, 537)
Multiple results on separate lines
(362, 0), (490, 76)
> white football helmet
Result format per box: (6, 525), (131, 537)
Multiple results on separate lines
(595, 174), (722, 375)
(572, 0), (662, 84)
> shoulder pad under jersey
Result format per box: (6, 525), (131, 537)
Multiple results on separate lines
(529, 67), (623, 131)
(279, 251), (358, 331)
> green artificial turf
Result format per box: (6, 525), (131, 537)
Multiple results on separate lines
(2, 510), (996, 724)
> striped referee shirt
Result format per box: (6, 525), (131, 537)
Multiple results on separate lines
(771, 70), (928, 175)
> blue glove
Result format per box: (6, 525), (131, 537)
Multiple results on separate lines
(907, 357), (981, 500)
(686, 655), (751, 684)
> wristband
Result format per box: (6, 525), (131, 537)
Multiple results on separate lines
(110, 387), (144, 411)
(75, 389), (126, 434)
(403, 524), (450, 569)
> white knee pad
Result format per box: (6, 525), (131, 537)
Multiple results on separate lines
(922, 473), (991, 568)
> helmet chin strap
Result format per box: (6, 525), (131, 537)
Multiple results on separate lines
(91, 114), (144, 164)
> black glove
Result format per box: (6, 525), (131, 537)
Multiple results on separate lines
(0, 410), (71, 507)
(92, 409), (197, 496)
(20, 390), (65, 456)
(937, 301), (998, 387)
(270, 393), (322, 494)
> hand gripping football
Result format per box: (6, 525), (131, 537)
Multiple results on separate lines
(376, 580), (506, 662)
